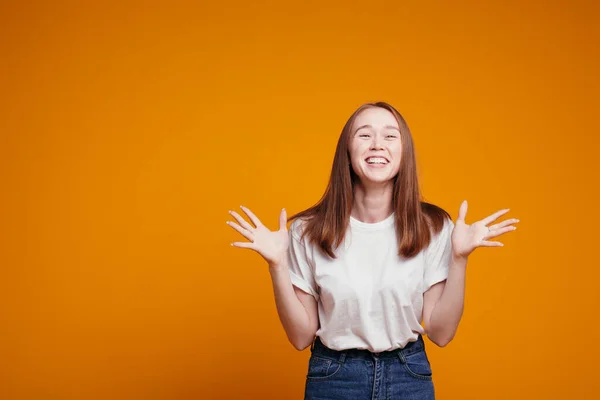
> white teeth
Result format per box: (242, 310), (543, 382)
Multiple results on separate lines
(366, 157), (388, 164)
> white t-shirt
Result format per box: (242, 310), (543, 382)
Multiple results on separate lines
(287, 211), (454, 352)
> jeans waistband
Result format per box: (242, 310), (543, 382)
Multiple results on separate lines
(310, 335), (425, 361)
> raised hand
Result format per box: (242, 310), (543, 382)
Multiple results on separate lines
(451, 200), (519, 259)
(227, 205), (290, 267)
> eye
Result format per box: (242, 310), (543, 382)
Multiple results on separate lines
(386, 135), (398, 138)
(359, 134), (370, 138)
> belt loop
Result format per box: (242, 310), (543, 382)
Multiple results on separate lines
(339, 352), (346, 364)
(310, 336), (316, 352)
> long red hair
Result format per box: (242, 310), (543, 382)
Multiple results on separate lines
(288, 101), (451, 259)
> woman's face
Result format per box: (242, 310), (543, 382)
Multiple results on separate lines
(348, 107), (402, 185)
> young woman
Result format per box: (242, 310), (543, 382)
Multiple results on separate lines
(226, 102), (518, 399)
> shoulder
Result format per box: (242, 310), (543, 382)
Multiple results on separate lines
(289, 217), (311, 242)
(421, 201), (451, 223)
(439, 217), (455, 236)
(430, 216), (454, 240)
(421, 202), (453, 235)
(424, 217), (454, 260)
(289, 217), (307, 233)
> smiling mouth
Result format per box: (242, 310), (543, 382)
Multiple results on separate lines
(365, 156), (389, 165)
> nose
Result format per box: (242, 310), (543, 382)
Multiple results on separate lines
(370, 135), (383, 150)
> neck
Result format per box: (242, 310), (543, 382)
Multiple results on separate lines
(351, 181), (394, 223)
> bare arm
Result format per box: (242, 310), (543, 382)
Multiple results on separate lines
(422, 201), (518, 347)
(227, 206), (319, 351)
(422, 255), (467, 347)
(269, 260), (319, 351)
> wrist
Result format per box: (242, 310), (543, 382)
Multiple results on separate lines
(451, 253), (468, 266)
(268, 260), (287, 272)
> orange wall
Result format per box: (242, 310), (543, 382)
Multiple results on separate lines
(1, 1), (599, 399)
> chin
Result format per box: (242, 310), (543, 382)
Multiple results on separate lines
(360, 176), (395, 185)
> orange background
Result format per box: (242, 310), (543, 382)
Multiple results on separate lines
(1, 1), (599, 399)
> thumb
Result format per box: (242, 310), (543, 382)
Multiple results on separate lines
(457, 200), (468, 223)
(279, 208), (287, 231)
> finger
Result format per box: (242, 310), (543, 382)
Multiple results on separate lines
(229, 210), (255, 231)
(231, 241), (255, 249)
(279, 208), (287, 231)
(226, 221), (254, 241)
(481, 208), (510, 225)
(480, 240), (504, 247)
(489, 218), (520, 230)
(485, 226), (516, 239)
(457, 200), (468, 223)
(240, 205), (263, 228)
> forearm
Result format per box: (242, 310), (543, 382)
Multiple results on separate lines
(269, 260), (316, 350)
(428, 255), (468, 346)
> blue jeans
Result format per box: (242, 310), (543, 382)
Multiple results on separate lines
(304, 335), (435, 400)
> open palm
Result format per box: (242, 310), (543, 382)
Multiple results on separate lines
(227, 205), (290, 267)
(451, 200), (519, 259)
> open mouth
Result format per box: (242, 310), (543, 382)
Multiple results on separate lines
(365, 156), (389, 165)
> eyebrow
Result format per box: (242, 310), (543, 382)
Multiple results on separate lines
(354, 124), (400, 133)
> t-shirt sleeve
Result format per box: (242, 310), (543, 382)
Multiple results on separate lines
(287, 220), (320, 301)
(423, 218), (455, 292)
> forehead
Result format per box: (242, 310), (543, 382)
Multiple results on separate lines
(353, 107), (399, 129)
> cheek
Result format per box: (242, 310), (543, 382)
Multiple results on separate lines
(393, 146), (402, 162)
(349, 144), (366, 162)
(391, 151), (402, 169)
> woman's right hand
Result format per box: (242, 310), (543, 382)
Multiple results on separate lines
(227, 205), (290, 268)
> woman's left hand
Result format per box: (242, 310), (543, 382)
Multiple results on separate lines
(451, 200), (519, 260)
